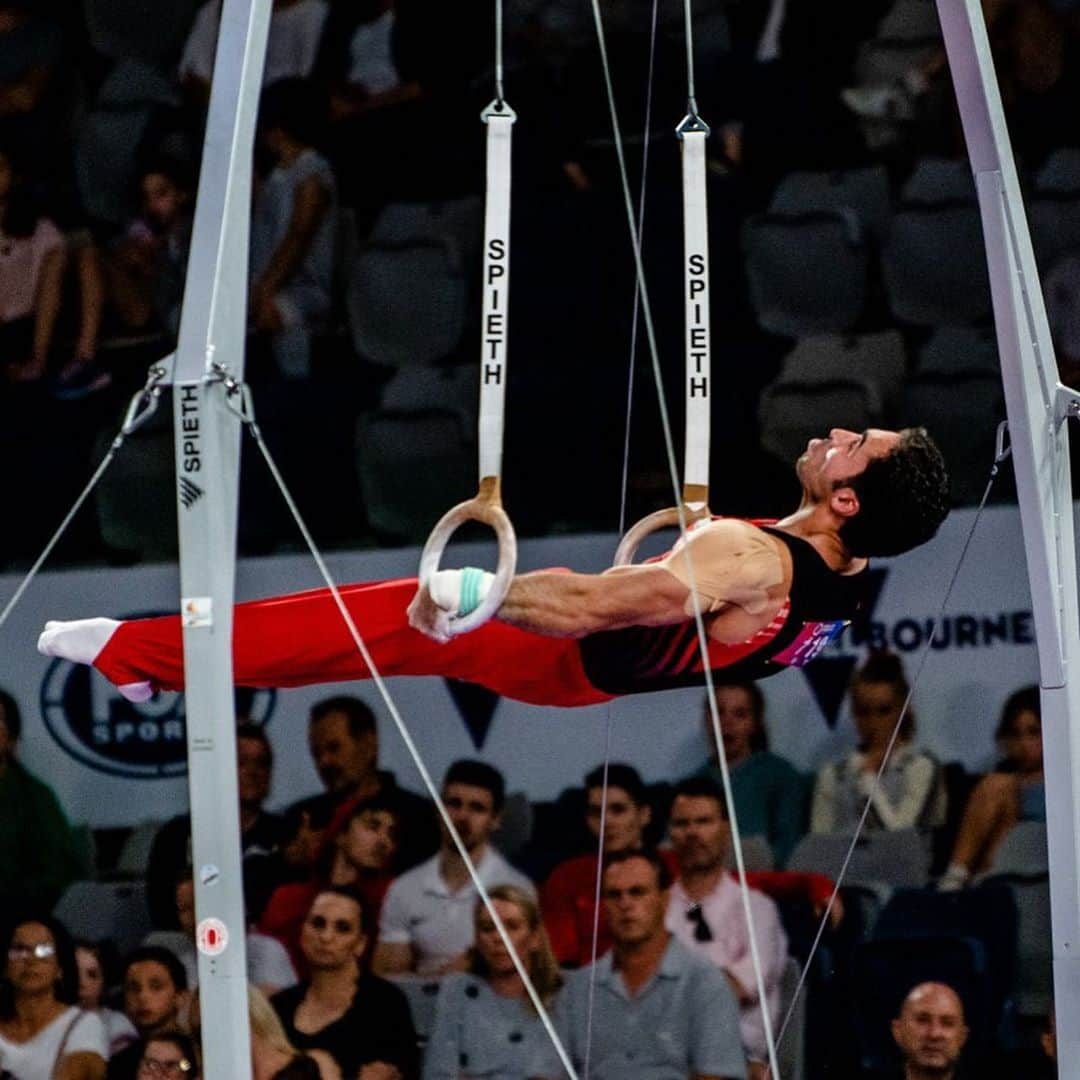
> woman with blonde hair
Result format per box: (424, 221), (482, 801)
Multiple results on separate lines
(423, 885), (563, 1080)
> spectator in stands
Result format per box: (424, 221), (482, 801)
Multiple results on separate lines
(145, 876), (297, 996)
(697, 680), (807, 866)
(74, 941), (137, 1057)
(180, 0), (329, 109)
(249, 77), (337, 380)
(540, 763), (661, 968)
(271, 886), (418, 1079)
(0, 3), (65, 172)
(811, 651), (946, 834)
(531, 849), (746, 1079)
(374, 760), (534, 976)
(888, 981), (969, 1080)
(247, 984), (338, 1079)
(261, 792), (399, 975)
(136, 1032), (200, 1080)
(285, 695), (435, 878)
(106, 946), (189, 1080)
(939, 685), (1043, 890)
(0, 145), (68, 384)
(424, 884), (563, 1080)
(146, 722), (285, 930)
(103, 156), (195, 339)
(0, 687), (81, 917)
(0, 915), (108, 1080)
(666, 776), (788, 1080)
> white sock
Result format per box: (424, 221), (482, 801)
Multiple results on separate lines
(37, 618), (154, 703)
(938, 863), (970, 892)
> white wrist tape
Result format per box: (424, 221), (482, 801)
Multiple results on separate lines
(429, 568), (495, 617)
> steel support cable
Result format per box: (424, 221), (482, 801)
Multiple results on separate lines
(584, 0), (780, 1073)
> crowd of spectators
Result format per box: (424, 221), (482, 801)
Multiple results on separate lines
(0, 649), (1057, 1078)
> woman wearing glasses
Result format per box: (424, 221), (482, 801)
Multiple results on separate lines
(271, 888), (418, 1079)
(136, 1033), (198, 1078)
(423, 886), (563, 1080)
(0, 916), (108, 1079)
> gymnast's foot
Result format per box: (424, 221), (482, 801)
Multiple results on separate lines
(37, 618), (154, 702)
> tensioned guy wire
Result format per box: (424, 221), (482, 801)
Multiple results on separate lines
(586, 6), (661, 1075)
(583, 1), (781, 1074)
(222, 380), (579, 1079)
(774, 440), (1011, 1059)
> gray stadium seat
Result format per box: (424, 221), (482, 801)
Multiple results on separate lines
(380, 365), (477, 437)
(94, 424), (180, 563)
(983, 821), (1048, 879)
(1030, 196), (1080, 275)
(1035, 147), (1080, 194)
(759, 379), (883, 467)
(917, 325), (999, 376)
(54, 880), (152, 955)
(770, 166), (892, 239)
(723, 835), (775, 873)
(777, 955), (807, 1080)
(346, 245), (469, 367)
(776, 331), (907, 421)
(356, 410), (474, 544)
(901, 157), (977, 204)
(787, 829), (932, 890)
(492, 792), (534, 858)
(902, 368), (1004, 504)
(853, 36), (940, 92)
(882, 204), (991, 325)
(877, 0), (941, 40)
(115, 820), (166, 879)
(742, 212), (869, 337)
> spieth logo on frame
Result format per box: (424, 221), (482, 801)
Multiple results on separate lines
(41, 613), (275, 779)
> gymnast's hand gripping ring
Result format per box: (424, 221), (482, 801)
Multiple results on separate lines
(418, 476), (517, 635)
(613, 486), (711, 566)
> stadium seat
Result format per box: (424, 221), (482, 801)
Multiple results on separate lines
(877, 0), (941, 41)
(901, 157), (977, 204)
(115, 820), (166, 879)
(356, 409), (474, 544)
(54, 879), (152, 955)
(982, 821), (1048, 880)
(777, 955), (808, 1080)
(787, 830), (933, 891)
(742, 212), (869, 337)
(770, 166), (892, 240)
(882, 203), (992, 325)
(759, 378), (882, 467)
(492, 792), (535, 858)
(873, 884), (1018, 1023)
(774, 331), (907, 420)
(723, 835), (775, 873)
(85, 0), (203, 65)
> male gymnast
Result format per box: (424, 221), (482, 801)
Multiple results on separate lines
(38, 427), (949, 707)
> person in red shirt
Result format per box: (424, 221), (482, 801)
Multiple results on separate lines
(260, 792), (399, 975)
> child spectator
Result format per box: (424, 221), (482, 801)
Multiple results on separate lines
(810, 651), (946, 834)
(940, 685), (1043, 890)
(0, 145), (67, 384)
(103, 156), (194, 340)
(74, 941), (137, 1058)
(250, 78), (337, 379)
(106, 946), (189, 1080)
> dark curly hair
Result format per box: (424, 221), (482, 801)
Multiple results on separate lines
(838, 427), (950, 558)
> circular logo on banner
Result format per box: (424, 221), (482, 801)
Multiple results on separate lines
(196, 918), (229, 957)
(40, 612), (276, 779)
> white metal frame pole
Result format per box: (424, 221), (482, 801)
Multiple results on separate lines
(169, 0), (270, 1075)
(938, 0), (1080, 1066)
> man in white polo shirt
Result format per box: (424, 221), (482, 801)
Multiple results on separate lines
(372, 759), (534, 975)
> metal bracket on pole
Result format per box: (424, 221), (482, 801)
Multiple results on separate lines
(937, 0), (1080, 1069)
(160, 1), (271, 1075)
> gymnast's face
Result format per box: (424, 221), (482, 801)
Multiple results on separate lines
(797, 428), (901, 499)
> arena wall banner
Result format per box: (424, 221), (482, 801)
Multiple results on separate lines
(4, 505), (1043, 827)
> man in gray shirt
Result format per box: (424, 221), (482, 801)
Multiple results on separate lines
(531, 848), (746, 1080)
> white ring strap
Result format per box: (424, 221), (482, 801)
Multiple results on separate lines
(418, 103), (518, 635)
(614, 118), (713, 565)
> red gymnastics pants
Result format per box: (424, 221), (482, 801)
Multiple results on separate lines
(93, 577), (616, 709)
